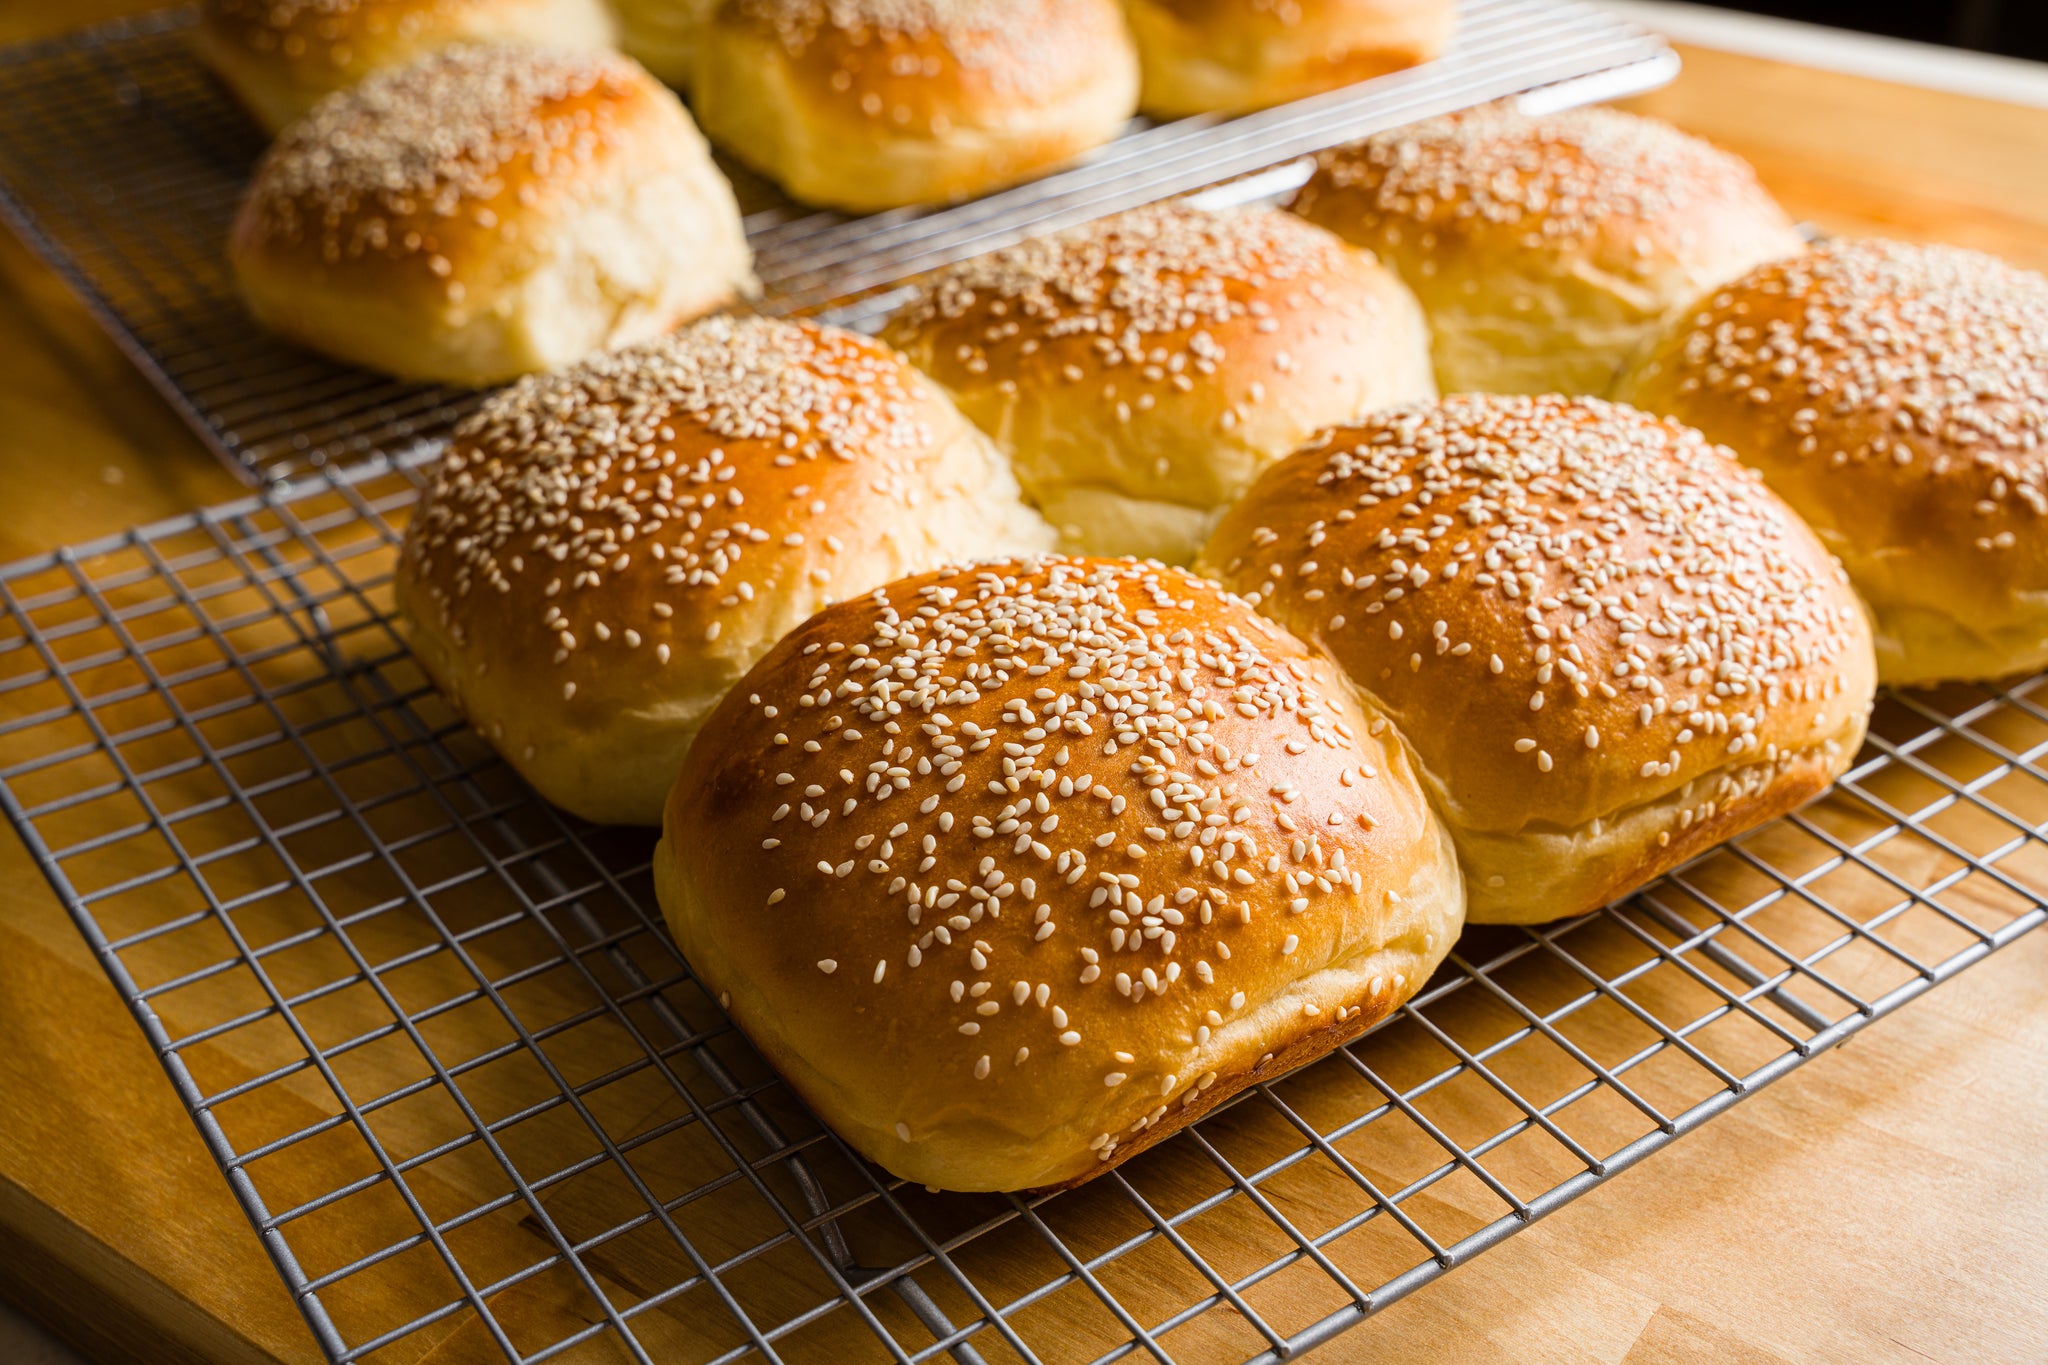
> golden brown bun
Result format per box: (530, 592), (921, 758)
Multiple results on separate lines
(610, 0), (716, 88)
(394, 316), (1054, 825)
(1616, 240), (2048, 687)
(228, 45), (753, 386)
(1125, 0), (1455, 118)
(656, 556), (1463, 1191)
(881, 201), (1435, 564)
(1197, 395), (1876, 925)
(195, 0), (617, 132)
(1291, 105), (1807, 399)
(690, 0), (1139, 212)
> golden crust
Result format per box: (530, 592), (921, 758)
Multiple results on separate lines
(655, 556), (1463, 1191)
(228, 45), (753, 385)
(1125, 0), (1455, 118)
(1615, 239), (2048, 686)
(882, 201), (1434, 563)
(1197, 394), (1876, 924)
(195, 0), (617, 131)
(1290, 105), (1806, 398)
(691, 0), (1139, 210)
(394, 317), (1053, 825)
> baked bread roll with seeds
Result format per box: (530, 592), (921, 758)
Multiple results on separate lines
(611, 0), (715, 89)
(1124, 0), (1456, 119)
(395, 316), (1054, 825)
(881, 201), (1435, 565)
(656, 556), (1463, 1191)
(1616, 240), (2048, 686)
(195, 0), (617, 132)
(1197, 395), (1876, 925)
(690, 0), (1139, 212)
(229, 45), (752, 386)
(1290, 106), (1806, 399)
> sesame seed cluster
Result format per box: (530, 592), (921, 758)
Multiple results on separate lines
(241, 44), (637, 266)
(733, 0), (1073, 94)
(403, 316), (933, 680)
(1303, 105), (1765, 245)
(209, 0), (442, 35)
(1204, 395), (1869, 831)
(678, 556), (1436, 1165)
(1653, 240), (2048, 534)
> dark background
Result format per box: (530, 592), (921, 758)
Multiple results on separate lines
(1715, 1), (2048, 61)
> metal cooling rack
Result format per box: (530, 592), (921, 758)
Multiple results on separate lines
(4, 467), (2046, 1365)
(0, 1), (1678, 485)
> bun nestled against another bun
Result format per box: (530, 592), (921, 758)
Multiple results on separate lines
(395, 316), (1053, 825)
(690, 0), (1140, 211)
(1291, 106), (1806, 399)
(195, 0), (618, 132)
(656, 556), (1464, 1191)
(1199, 395), (1876, 925)
(1125, 0), (1456, 119)
(229, 45), (753, 386)
(882, 201), (1434, 564)
(1617, 239), (2048, 686)
(611, 0), (715, 89)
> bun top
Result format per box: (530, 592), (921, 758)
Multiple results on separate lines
(1295, 104), (1798, 273)
(714, 0), (1130, 124)
(233, 45), (673, 289)
(402, 316), (1036, 720)
(1198, 394), (1874, 835)
(664, 555), (1455, 1189)
(1622, 239), (2048, 527)
(882, 201), (1430, 506)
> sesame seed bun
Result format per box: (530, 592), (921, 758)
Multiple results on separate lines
(1197, 395), (1876, 925)
(1124, 0), (1456, 119)
(689, 0), (1139, 212)
(195, 0), (618, 133)
(610, 0), (716, 89)
(881, 202), (1435, 565)
(228, 45), (753, 387)
(1616, 240), (2048, 687)
(394, 316), (1054, 825)
(1290, 106), (1807, 399)
(654, 556), (1463, 1191)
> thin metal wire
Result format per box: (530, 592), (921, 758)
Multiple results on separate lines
(0, 2), (1678, 486)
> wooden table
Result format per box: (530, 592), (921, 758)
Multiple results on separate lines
(1, 9), (2046, 1364)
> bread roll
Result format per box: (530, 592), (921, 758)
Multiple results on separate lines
(610, 0), (715, 88)
(1291, 106), (1807, 399)
(1617, 240), (2048, 687)
(395, 316), (1054, 825)
(690, 0), (1139, 212)
(195, 0), (616, 132)
(881, 201), (1435, 564)
(1125, 0), (1456, 119)
(655, 555), (1464, 1191)
(228, 45), (753, 387)
(1198, 395), (1875, 925)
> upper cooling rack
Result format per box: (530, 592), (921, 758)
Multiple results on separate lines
(0, 0), (1675, 486)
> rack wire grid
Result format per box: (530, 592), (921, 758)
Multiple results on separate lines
(5, 464), (2048, 1365)
(0, 0), (1677, 486)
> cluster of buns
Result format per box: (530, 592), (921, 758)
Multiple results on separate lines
(389, 97), (2047, 1193)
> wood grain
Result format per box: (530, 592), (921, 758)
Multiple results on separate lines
(0, 18), (2046, 1365)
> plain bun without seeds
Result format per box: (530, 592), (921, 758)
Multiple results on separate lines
(395, 315), (1053, 827)
(655, 555), (1464, 1191)
(1616, 238), (2048, 687)
(1198, 394), (1877, 925)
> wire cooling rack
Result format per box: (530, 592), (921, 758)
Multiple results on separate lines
(0, 1), (1677, 486)
(3, 468), (2045, 1365)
